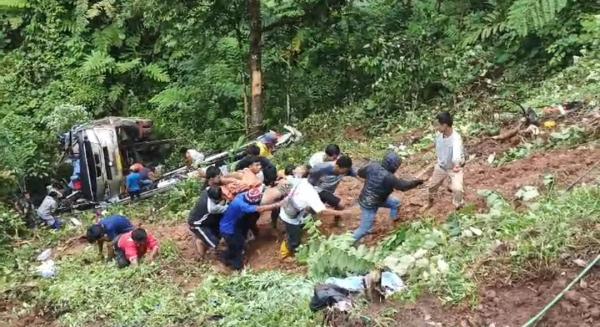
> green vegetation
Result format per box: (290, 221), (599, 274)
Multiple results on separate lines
(1, 0), (599, 326)
(297, 186), (600, 304)
(34, 251), (316, 327)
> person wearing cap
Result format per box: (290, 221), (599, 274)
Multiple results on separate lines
(126, 165), (152, 200)
(353, 152), (424, 243)
(219, 188), (284, 270)
(86, 214), (134, 261)
(309, 144), (341, 167)
(256, 132), (278, 158)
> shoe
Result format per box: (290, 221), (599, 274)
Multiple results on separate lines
(246, 230), (255, 242)
(51, 220), (63, 230)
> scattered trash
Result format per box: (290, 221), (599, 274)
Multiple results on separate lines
(515, 186), (540, 201)
(381, 271), (406, 296)
(573, 258), (587, 268)
(36, 260), (56, 278)
(324, 276), (364, 293)
(70, 217), (82, 226)
(323, 271), (407, 299)
(543, 174), (555, 187)
(156, 178), (180, 189)
(487, 153), (496, 165)
(543, 120), (556, 129)
(36, 249), (52, 262)
(309, 284), (351, 312)
(544, 101), (586, 116)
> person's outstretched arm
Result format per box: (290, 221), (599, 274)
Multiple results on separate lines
(392, 177), (424, 191)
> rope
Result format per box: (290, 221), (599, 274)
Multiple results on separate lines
(522, 254), (600, 327)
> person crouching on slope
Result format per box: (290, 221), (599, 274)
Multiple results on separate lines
(86, 214), (134, 261)
(188, 186), (228, 260)
(114, 228), (159, 268)
(219, 188), (284, 270)
(353, 152), (423, 243)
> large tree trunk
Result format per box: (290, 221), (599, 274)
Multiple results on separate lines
(248, 0), (263, 137)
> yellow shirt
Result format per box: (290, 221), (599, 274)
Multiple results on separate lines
(256, 142), (272, 157)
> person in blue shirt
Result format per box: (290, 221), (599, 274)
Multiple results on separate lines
(219, 188), (283, 270)
(126, 165), (152, 200)
(86, 214), (134, 261)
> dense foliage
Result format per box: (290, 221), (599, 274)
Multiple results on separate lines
(1, 0), (598, 195)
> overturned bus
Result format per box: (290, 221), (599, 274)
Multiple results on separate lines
(58, 117), (172, 209)
(57, 117), (302, 211)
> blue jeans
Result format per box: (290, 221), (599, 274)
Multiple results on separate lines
(353, 196), (401, 242)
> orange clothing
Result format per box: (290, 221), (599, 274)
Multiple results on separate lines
(221, 169), (262, 201)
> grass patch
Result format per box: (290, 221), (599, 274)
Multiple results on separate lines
(297, 186), (600, 305)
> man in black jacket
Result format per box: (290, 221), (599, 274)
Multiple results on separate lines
(353, 152), (423, 242)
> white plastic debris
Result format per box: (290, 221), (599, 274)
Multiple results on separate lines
(36, 260), (56, 278)
(437, 258), (450, 274)
(157, 178), (179, 188)
(515, 186), (540, 201)
(70, 217), (82, 226)
(331, 299), (353, 312)
(324, 271), (406, 298)
(36, 249), (52, 262)
(381, 271), (407, 296)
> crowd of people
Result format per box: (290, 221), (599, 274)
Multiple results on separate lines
(43, 111), (465, 270)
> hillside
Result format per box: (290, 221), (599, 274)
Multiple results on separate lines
(1, 1), (600, 326)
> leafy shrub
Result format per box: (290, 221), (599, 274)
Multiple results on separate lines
(193, 271), (316, 327)
(296, 220), (377, 278)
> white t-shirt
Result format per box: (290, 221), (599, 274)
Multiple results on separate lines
(309, 151), (326, 167)
(187, 149), (205, 168)
(280, 178), (326, 225)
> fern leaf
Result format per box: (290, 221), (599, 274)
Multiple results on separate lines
(114, 58), (141, 74)
(59, 0), (89, 34)
(143, 63), (171, 83)
(80, 50), (115, 76)
(507, 0), (568, 37)
(93, 24), (125, 51)
(149, 87), (189, 109)
(107, 83), (125, 103)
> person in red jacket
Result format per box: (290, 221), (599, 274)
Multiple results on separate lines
(113, 228), (159, 268)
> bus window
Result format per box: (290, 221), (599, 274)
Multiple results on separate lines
(102, 147), (113, 180)
(94, 153), (102, 177)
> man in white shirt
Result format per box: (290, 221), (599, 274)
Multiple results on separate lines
(280, 178), (349, 254)
(308, 144), (341, 167)
(426, 111), (465, 209)
(37, 190), (63, 229)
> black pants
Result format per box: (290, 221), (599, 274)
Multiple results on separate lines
(284, 221), (304, 253)
(318, 190), (341, 208)
(129, 190), (141, 201)
(222, 232), (245, 270)
(240, 212), (260, 237)
(270, 208), (280, 229)
(113, 239), (130, 268)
